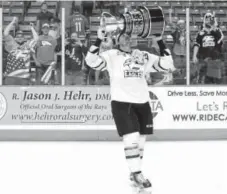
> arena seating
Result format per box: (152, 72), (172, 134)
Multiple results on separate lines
(24, 16), (37, 24)
(2, 1), (227, 43)
(2, 1), (58, 38)
(2, 0), (227, 85)
(3, 1), (227, 39)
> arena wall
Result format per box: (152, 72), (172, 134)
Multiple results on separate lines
(1, 2), (227, 141)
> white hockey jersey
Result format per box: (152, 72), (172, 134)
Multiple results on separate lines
(85, 45), (175, 103)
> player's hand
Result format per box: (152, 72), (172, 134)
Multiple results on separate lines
(97, 27), (106, 40)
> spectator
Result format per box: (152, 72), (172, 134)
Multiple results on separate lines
(66, 5), (89, 40)
(192, 13), (224, 84)
(49, 17), (61, 42)
(81, 1), (94, 17)
(59, 1), (72, 26)
(65, 32), (88, 85)
(72, 1), (82, 14)
(170, 20), (186, 69)
(36, 2), (54, 34)
(33, 23), (58, 85)
(50, 17), (62, 84)
(3, 17), (38, 85)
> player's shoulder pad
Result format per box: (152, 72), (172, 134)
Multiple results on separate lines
(89, 45), (99, 54)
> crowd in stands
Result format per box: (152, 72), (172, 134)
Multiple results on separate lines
(2, 1), (227, 86)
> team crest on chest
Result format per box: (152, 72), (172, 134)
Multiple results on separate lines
(123, 58), (144, 78)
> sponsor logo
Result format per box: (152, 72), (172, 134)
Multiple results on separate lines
(149, 91), (163, 118)
(0, 93), (7, 120)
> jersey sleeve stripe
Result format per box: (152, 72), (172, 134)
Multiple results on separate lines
(158, 58), (168, 71)
(163, 50), (170, 56)
(99, 65), (107, 71)
(93, 60), (106, 70)
(152, 65), (159, 72)
(90, 47), (99, 54)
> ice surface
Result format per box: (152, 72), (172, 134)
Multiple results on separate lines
(0, 141), (226, 194)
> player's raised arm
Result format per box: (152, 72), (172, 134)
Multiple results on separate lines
(144, 36), (175, 73)
(85, 27), (111, 71)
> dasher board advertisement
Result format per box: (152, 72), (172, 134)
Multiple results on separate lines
(0, 86), (227, 130)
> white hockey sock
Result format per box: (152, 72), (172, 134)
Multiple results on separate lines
(139, 135), (147, 169)
(123, 132), (141, 173)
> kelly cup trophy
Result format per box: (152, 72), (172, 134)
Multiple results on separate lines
(100, 6), (165, 39)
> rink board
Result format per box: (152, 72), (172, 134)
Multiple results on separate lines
(0, 86), (227, 141)
(0, 129), (227, 141)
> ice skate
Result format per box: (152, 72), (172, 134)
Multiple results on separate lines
(129, 172), (152, 194)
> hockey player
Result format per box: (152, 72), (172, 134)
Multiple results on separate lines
(85, 27), (176, 193)
(192, 12), (224, 84)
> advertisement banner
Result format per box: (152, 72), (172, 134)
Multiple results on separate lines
(0, 86), (227, 130)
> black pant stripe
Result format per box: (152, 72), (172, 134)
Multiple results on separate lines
(124, 146), (138, 151)
(126, 154), (140, 159)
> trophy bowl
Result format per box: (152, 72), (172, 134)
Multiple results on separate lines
(100, 6), (165, 38)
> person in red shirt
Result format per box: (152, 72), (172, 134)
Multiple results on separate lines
(33, 23), (58, 85)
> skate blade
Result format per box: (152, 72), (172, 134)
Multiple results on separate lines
(138, 188), (152, 194)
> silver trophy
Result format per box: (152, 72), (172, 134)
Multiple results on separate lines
(100, 6), (165, 38)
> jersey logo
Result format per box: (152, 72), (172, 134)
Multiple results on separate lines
(202, 35), (215, 47)
(123, 58), (144, 78)
(41, 41), (52, 46)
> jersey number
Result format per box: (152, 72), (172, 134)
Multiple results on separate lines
(75, 22), (82, 32)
